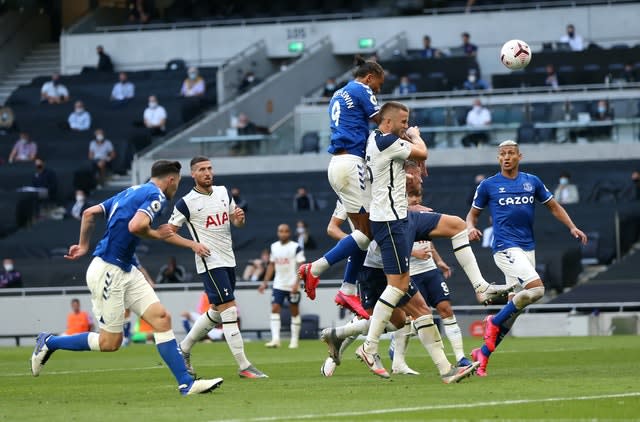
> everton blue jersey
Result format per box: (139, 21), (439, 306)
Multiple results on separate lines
(93, 182), (166, 271)
(328, 80), (380, 158)
(472, 172), (552, 252)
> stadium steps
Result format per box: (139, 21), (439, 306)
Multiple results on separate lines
(0, 42), (59, 105)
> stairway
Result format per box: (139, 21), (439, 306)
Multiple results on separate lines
(0, 42), (60, 105)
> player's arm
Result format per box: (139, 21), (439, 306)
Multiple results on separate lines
(466, 206), (483, 242)
(163, 224), (211, 258)
(128, 211), (173, 240)
(64, 204), (104, 260)
(430, 244), (451, 279)
(544, 198), (588, 244)
(327, 216), (348, 241)
(259, 262), (275, 294)
(405, 126), (428, 161)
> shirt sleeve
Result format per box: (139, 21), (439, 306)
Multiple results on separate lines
(168, 198), (189, 227)
(100, 195), (116, 217)
(332, 200), (347, 221)
(383, 138), (412, 160)
(360, 86), (380, 118)
(138, 191), (164, 222)
(269, 244), (276, 263)
(534, 176), (553, 203)
(472, 180), (489, 209)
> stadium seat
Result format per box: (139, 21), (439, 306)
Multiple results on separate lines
(300, 131), (320, 154)
(517, 122), (537, 144)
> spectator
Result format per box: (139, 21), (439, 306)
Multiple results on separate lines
(68, 101), (92, 131)
(590, 99), (614, 138)
(462, 99), (491, 147)
(231, 187), (248, 212)
(624, 170), (640, 201)
(461, 32), (478, 57)
(322, 77), (338, 98)
(128, 0), (152, 23)
(466, 173), (485, 206)
(560, 24), (584, 51)
(235, 112), (258, 135)
(180, 67), (206, 97)
(621, 62), (637, 83)
(67, 189), (92, 220)
(40, 73), (69, 104)
(545, 64), (560, 91)
(554, 172), (580, 204)
(8, 132), (37, 163)
(89, 129), (116, 187)
(238, 71), (258, 93)
(63, 298), (94, 335)
(111, 72), (135, 105)
(31, 157), (58, 202)
(96, 45), (114, 72)
(0, 106), (16, 134)
(293, 187), (316, 211)
(143, 95), (167, 135)
(296, 220), (316, 250)
(242, 249), (270, 281)
(155, 256), (186, 283)
(393, 75), (417, 96)
(421, 35), (442, 59)
(0, 258), (22, 288)
(463, 68), (488, 90)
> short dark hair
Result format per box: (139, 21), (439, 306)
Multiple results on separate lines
(151, 160), (181, 178)
(353, 55), (384, 79)
(380, 101), (409, 119)
(462, 32), (470, 38)
(71, 298), (80, 304)
(190, 156), (210, 169)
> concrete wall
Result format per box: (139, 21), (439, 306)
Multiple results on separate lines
(60, 4), (640, 74)
(0, 13), (51, 82)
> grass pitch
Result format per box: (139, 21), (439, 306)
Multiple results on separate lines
(1, 336), (639, 421)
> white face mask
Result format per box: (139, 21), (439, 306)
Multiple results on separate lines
(3, 264), (13, 272)
(559, 177), (569, 185)
(149, 101), (157, 108)
(468, 75), (477, 83)
(296, 227), (305, 234)
(76, 194), (85, 202)
(75, 108), (84, 113)
(188, 72), (197, 79)
(96, 134), (104, 141)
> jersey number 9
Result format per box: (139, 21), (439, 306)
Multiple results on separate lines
(331, 101), (341, 127)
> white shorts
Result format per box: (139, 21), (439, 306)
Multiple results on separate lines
(327, 154), (371, 214)
(493, 248), (540, 288)
(86, 257), (159, 333)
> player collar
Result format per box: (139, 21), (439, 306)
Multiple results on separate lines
(192, 187), (213, 195)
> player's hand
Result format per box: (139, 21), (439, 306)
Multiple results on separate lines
(258, 283), (267, 294)
(64, 244), (88, 260)
(436, 260), (451, 279)
(233, 207), (245, 225)
(467, 227), (482, 242)
(192, 242), (211, 258)
(571, 227), (588, 245)
(412, 242), (432, 260)
(155, 224), (175, 240)
(405, 126), (421, 140)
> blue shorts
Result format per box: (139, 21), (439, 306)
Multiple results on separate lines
(272, 288), (301, 306)
(199, 267), (236, 305)
(371, 218), (411, 275)
(408, 211), (442, 242)
(411, 269), (451, 308)
(358, 266), (417, 310)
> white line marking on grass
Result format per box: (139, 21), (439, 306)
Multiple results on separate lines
(217, 392), (640, 422)
(1, 365), (162, 377)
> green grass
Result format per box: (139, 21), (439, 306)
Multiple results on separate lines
(1, 336), (639, 421)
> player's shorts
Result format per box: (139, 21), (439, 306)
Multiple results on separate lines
(271, 288), (301, 306)
(327, 154), (371, 214)
(358, 266), (416, 310)
(199, 267), (236, 305)
(86, 256), (159, 333)
(409, 212), (442, 242)
(371, 218), (411, 275)
(411, 269), (451, 308)
(493, 247), (539, 287)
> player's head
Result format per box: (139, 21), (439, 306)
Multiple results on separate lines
(151, 160), (182, 199)
(404, 160), (423, 192)
(407, 187), (423, 206)
(190, 156), (213, 190)
(277, 223), (291, 242)
(497, 140), (522, 173)
(353, 55), (384, 93)
(71, 298), (80, 313)
(379, 101), (410, 138)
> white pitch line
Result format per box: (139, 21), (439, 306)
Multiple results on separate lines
(1, 365), (163, 377)
(217, 392), (640, 422)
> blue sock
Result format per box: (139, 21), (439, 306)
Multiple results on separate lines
(123, 321), (131, 339)
(156, 338), (193, 386)
(46, 333), (91, 351)
(492, 301), (518, 327)
(182, 319), (192, 333)
(481, 344), (492, 357)
(324, 235), (361, 266)
(342, 249), (367, 285)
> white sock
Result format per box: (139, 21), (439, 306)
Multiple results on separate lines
(290, 315), (301, 345)
(88, 332), (100, 351)
(180, 308), (220, 353)
(442, 315), (465, 362)
(414, 314), (451, 375)
(364, 286), (404, 354)
(336, 318), (370, 338)
(339, 282), (357, 296)
(221, 306), (251, 370)
(451, 230), (488, 292)
(310, 257), (330, 277)
(270, 313), (281, 342)
(392, 321), (412, 369)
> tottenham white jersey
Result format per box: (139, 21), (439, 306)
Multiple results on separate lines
(409, 241), (437, 276)
(270, 240), (306, 291)
(366, 129), (412, 222)
(363, 240), (384, 269)
(332, 199), (355, 232)
(169, 186), (236, 273)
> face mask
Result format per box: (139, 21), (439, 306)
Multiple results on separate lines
(468, 75), (476, 83)
(3, 264), (13, 272)
(188, 72), (197, 79)
(559, 177), (569, 185)
(247, 76), (254, 83)
(76, 194), (85, 202)
(96, 134), (104, 141)
(296, 227), (305, 234)
(598, 106), (606, 114)
(326, 83), (335, 90)
(149, 101), (157, 108)
(75, 108), (84, 114)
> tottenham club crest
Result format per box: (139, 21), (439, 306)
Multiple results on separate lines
(523, 182), (533, 192)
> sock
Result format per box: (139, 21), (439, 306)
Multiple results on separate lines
(482, 308), (523, 357)
(340, 247), (368, 293)
(180, 309), (220, 353)
(317, 232), (367, 275)
(336, 317), (370, 338)
(414, 314), (451, 375)
(442, 316), (465, 362)
(310, 257), (330, 277)
(451, 229), (487, 292)
(290, 315), (301, 345)
(154, 330), (193, 387)
(182, 318), (192, 333)
(46, 332), (99, 352)
(391, 321), (412, 369)
(270, 313), (281, 342)
(364, 286), (404, 354)
(123, 321), (131, 340)
(221, 306), (251, 370)
(492, 301), (519, 327)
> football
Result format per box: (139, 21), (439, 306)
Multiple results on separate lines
(320, 357), (337, 377)
(500, 39), (532, 70)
